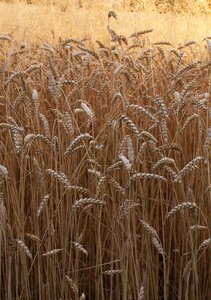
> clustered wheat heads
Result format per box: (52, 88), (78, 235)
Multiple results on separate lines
(0, 29), (210, 300)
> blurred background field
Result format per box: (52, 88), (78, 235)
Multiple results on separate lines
(1, 0), (211, 13)
(0, 0), (211, 46)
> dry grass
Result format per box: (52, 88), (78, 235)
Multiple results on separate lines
(0, 16), (211, 300)
(1, 0), (211, 14)
(0, 1), (211, 46)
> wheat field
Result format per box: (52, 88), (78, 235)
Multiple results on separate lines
(0, 2), (211, 300)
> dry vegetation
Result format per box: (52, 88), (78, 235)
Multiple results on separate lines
(1, 4), (211, 47)
(1, 0), (211, 14)
(0, 14), (211, 300)
(0, 0), (211, 46)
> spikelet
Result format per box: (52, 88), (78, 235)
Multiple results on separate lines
(118, 136), (127, 157)
(108, 11), (117, 19)
(153, 41), (173, 46)
(64, 133), (94, 155)
(63, 38), (85, 47)
(129, 104), (158, 123)
(39, 113), (51, 139)
(151, 236), (165, 256)
(160, 118), (168, 144)
(87, 159), (101, 168)
(77, 46), (99, 60)
(126, 136), (134, 163)
(32, 89), (38, 101)
(45, 169), (87, 193)
(0, 123), (14, 129)
(11, 126), (22, 154)
(89, 140), (103, 150)
(166, 202), (198, 219)
(140, 220), (164, 256)
(118, 154), (131, 171)
(4, 72), (23, 87)
(107, 161), (123, 172)
(63, 112), (74, 135)
(41, 42), (55, 53)
(80, 101), (95, 124)
(177, 62), (198, 78)
(25, 233), (41, 243)
(7, 117), (18, 127)
(35, 134), (55, 151)
(181, 114), (199, 132)
(87, 169), (102, 179)
(203, 128), (211, 151)
(188, 225), (207, 233)
(45, 169), (70, 187)
(114, 63), (123, 76)
(139, 220), (159, 239)
(32, 89), (39, 117)
(37, 194), (50, 217)
(13, 91), (26, 109)
(174, 157), (206, 182)
(0, 35), (12, 42)
(68, 145), (83, 155)
(131, 172), (167, 182)
(42, 249), (63, 257)
(116, 199), (139, 221)
(32, 157), (43, 187)
(95, 176), (107, 198)
(0, 164), (8, 177)
(57, 74), (65, 97)
(24, 133), (36, 145)
(72, 198), (105, 209)
(65, 275), (78, 294)
(154, 95), (168, 119)
(72, 242), (88, 256)
(140, 131), (158, 143)
(16, 239), (32, 260)
(47, 69), (58, 102)
(49, 223), (55, 237)
(138, 285), (144, 300)
(109, 177), (126, 195)
(198, 92), (209, 100)
(198, 238), (211, 251)
(178, 40), (197, 50)
(173, 91), (181, 104)
(25, 63), (43, 74)
(107, 26), (119, 42)
(152, 157), (175, 170)
(163, 166), (178, 181)
(139, 140), (157, 154)
(120, 115), (141, 141)
(79, 293), (86, 300)
(53, 136), (59, 151)
(112, 92), (129, 109)
(103, 269), (122, 275)
(129, 29), (153, 39)
(157, 143), (182, 152)
(205, 185), (211, 193)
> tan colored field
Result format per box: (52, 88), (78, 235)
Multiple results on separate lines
(0, 1), (211, 46)
(0, 1), (211, 300)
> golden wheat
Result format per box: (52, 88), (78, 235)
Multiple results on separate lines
(0, 25), (210, 300)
